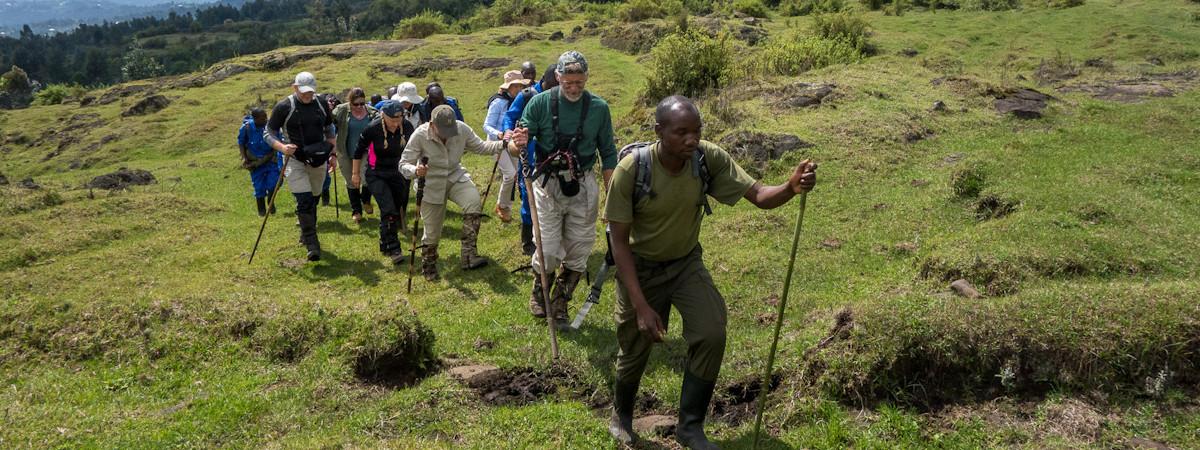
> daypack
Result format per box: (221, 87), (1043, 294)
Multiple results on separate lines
(283, 94), (333, 166)
(618, 141), (713, 215)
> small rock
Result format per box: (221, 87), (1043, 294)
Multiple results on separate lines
(122, 94), (171, 117)
(448, 364), (502, 385)
(994, 88), (1053, 119)
(943, 153), (965, 164)
(548, 31), (564, 41)
(0, 173), (7, 185)
(950, 279), (982, 299)
(900, 48), (919, 57)
(473, 338), (495, 350)
(18, 177), (39, 189)
(820, 238), (843, 249)
(756, 313), (775, 326)
(585, 20), (597, 29)
(930, 100), (947, 112)
(571, 25), (582, 34)
(87, 168), (156, 190)
(633, 414), (676, 437)
(1146, 57), (1164, 66)
(911, 179), (930, 187)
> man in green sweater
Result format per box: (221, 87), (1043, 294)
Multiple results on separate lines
(513, 50), (618, 322)
(603, 96), (817, 449)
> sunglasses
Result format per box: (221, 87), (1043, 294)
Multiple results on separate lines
(351, 101), (366, 106)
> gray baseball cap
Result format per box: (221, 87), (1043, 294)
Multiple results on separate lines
(431, 104), (459, 138)
(293, 71), (317, 93)
(556, 51), (588, 74)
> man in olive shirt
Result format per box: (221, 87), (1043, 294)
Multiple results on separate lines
(603, 96), (817, 449)
(514, 50), (618, 322)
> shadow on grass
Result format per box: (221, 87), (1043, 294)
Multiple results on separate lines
(299, 250), (386, 286)
(720, 431), (790, 450)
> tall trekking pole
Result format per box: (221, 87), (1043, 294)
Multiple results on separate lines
(407, 157), (429, 294)
(330, 158), (339, 220)
(752, 191), (808, 449)
(523, 158), (560, 360)
(248, 154), (292, 264)
(481, 154), (501, 206)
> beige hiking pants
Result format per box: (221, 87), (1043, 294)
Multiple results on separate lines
(529, 171), (599, 275)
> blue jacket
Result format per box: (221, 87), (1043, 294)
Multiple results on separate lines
(237, 116), (273, 158)
(503, 81), (542, 132)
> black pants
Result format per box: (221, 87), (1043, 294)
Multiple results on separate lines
(366, 168), (411, 254)
(346, 186), (372, 215)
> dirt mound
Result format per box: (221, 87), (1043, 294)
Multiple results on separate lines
(600, 23), (671, 54)
(719, 131), (814, 165)
(974, 194), (1020, 220)
(377, 57), (511, 78)
(353, 350), (440, 389)
(122, 95), (171, 117)
(711, 373), (782, 424)
(18, 177), (39, 189)
(87, 168), (157, 190)
(994, 88), (1053, 119)
(87, 84), (155, 106)
(767, 82), (837, 109)
(254, 40), (424, 71)
(463, 366), (581, 406)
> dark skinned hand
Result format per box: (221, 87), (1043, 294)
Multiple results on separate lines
(789, 159), (818, 194)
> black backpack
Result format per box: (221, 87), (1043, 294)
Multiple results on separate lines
(618, 141), (713, 215)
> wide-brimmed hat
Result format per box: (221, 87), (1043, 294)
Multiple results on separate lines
(391, 81), (423, 104)
(499, 70), (531, 90)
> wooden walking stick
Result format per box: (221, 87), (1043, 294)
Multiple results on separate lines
(407, 157), (429, 294)
(248, 155), (292, 264)
(752, 191), (809, 449)
(521, 144), (560, 359)
(481, 153), (501, 205)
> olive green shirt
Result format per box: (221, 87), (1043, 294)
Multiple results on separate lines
(604, 140), (756, 261)
(519, 88), (618, 170)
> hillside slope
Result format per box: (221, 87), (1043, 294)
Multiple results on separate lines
(1, 1), (1198, 448)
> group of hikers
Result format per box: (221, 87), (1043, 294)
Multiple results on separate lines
(236, 50), (817, 449)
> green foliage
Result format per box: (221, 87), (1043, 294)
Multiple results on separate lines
(0, 65), (30, 92)
(731, 0), (771, 17)
(390, 10), (449, 39)
(32, 84), (88, 106)
(683, 0), (717, 14)
(643, 29), (732, 102)
(860, 0), (886, 10)
(950, 162), (987, 198)
(780, 0), (844, 16)
(465, 0), (568, 28)
(812, 12), (872, 54)
(120, 40), (165, 82)
(757, 34), (863, 75)
(961, 0), (1020, 11)
(617, 0), (684, 22)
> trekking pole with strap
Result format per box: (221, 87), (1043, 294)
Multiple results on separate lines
(522, 144), (560, 359)
(248, 154), (292, 264)
(481, 153), (501, 208)
(568, 225), (614, 330)
(752, 191), (809, 449)
(330, 157), (339, 220)
(407, 156), (429, 294)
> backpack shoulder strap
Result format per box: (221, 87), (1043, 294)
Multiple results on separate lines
(693, 147), (713, 215)
(284, 95), (297, 143)
(633, 144), (654, 206)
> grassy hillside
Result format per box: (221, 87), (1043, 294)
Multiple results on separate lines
(1, 0), (1198, 448)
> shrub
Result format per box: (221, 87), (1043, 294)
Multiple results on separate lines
(781, 0), (844, 16)
(617, 0), (684, 22)
(683, 0), (717, 14)
(32, 84), (88, 105)
(960, 0), (1020, 10)
(758, 35), (863, 75)
(643, 30), (732, 102)
(950, 162), (987, 198)
(391, 10), (449, 39)
(859, 0), (886, 10)
(812, 12), (871, 54)
(467, 0), (569, 28)
(0, 65), (30, 92)
(732, 0), (771, 17)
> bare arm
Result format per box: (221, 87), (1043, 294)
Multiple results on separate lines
(610, 221), (665, 342)
(743, 160), (817, 209)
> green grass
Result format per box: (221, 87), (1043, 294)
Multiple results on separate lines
(2, 0), (1199, 448)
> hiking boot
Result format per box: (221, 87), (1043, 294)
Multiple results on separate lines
(379, 216), (403, 256)
(388, 250), (407, 266)
(296, 193), (321, 261)
(609, 380), (641, 446)
(363, 201), (373, 215)
(256, 197), (267, 217)
(421, 244), (440, 281)
(352, 213), (363, 224)
(550, 269), (583, 322)
(529, 271), (555, 318)
(521, 222), (536, 256)
(320, 189), (331, 206)
(460, 213), (488, 270)
(494, 205), (513, 223)
(676, 371), (719, 450)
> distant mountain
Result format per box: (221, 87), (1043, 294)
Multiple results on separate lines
(0, 0), (234, 35)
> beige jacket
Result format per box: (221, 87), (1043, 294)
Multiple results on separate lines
(400, 121), (506, 205)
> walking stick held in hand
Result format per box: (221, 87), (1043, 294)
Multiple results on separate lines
(752, 190), (809, 449)
(407, 156), (429, 294)
(519, 126), (560, 360)
(248, 154), (292, 264)
(330, 156), (339, 219)
(481, 153), (501, 207)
